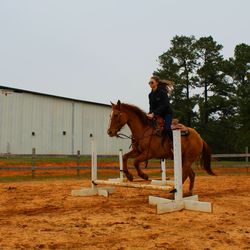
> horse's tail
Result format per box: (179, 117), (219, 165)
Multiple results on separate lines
(201, 140), (216, 176)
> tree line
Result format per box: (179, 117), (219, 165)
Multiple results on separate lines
(153, 35), (250, 153)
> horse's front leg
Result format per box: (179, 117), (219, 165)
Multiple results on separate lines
(123, 149), (140, 181)
(134, 153), (151, 181)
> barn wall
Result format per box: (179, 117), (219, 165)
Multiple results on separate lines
(0, 89), (130, 155)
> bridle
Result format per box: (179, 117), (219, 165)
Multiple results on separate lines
(110, 109), (155, 166)
(116, 126), (153, 141)
(110, 109), (155, 141)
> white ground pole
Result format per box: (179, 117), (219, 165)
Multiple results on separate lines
(149, 129), (213, 214)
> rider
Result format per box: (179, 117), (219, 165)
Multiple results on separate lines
(147, 75), (173, 140)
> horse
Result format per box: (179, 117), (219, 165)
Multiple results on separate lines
(107, 100), (215, 195)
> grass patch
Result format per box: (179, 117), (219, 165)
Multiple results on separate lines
(0, 174), (90, 183)
(0, 155), (123, 166)
(0, 155), (92, 166)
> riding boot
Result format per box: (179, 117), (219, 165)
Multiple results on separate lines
(166, 130), (173, 141)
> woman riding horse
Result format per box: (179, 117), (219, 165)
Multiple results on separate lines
(107, 100), (215, 196)
(147, 75), (173, 140)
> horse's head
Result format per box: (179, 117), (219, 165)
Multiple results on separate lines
(107, 100), (129, 137)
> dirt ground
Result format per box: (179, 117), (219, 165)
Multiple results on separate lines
(0, 174), (249, 250)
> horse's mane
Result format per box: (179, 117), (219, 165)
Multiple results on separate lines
(120, 103), (151, 126)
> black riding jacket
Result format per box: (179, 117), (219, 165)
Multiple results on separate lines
(148, 86), (172, 117)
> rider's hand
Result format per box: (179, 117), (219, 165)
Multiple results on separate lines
(147, 113), (154, 119)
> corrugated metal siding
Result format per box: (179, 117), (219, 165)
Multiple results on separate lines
(0, 90), (130, 155)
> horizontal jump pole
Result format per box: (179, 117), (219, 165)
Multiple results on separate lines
(93, 179), (173, 191)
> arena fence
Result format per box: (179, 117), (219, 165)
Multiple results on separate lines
(0, 148), (249, 177)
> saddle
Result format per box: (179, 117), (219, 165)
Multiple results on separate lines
(153, 117), (189, 137)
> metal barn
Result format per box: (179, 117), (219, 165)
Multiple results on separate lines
(0, 86), (130, 155)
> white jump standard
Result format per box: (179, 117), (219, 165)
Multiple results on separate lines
(149, 130), (212, 214)
(107, 149), (125, 183)
(71, 134), (115, 197)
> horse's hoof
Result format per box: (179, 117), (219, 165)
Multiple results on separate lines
(140, 174), (149, 180)
(125, 173), (133, 181)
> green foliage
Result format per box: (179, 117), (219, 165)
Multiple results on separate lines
(154, 35), (198, 126)
(154, 35), (250, 153)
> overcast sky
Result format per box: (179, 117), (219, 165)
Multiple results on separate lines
(0, 0), (249, 111)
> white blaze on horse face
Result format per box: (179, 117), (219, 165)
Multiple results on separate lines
(108, 110), (113, 129)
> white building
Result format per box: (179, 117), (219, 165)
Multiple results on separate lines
(0, 86), (130, 155)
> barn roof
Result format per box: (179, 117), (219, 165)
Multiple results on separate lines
(0, 85), (110, 108)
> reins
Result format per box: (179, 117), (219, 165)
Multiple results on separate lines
(116, 126), (153, 141)
(110, 104), (161, 162)
(116, 133), (133, 139)
(117, 127), (154, 165)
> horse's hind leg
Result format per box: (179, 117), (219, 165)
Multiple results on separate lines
(182, 159), (196, 196)
(188, 168), (195, 196)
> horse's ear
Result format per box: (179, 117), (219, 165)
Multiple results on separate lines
(110, 101), (115, 107)
(117, 100), (121, 109)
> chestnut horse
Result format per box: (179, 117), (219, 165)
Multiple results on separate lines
(107, 100), (215, 195)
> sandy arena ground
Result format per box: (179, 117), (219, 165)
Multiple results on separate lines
(0, 174), (249, 250)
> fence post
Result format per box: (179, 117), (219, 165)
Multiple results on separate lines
(32, 148), (36, 178)
(77, 150), (80, 177)
(246, 146), (249, 173)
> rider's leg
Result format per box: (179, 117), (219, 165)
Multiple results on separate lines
(164, 113), (173, 140)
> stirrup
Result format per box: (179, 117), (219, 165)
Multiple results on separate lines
(181, 130), (189, 136)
